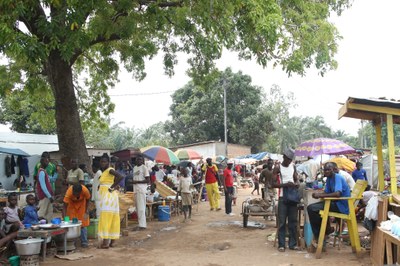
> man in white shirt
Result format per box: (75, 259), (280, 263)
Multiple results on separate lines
(132, 157), (150, 230)
(154, 165), (165, 182)
(298, 157), (320, 188)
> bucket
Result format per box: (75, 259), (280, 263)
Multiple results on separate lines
(158, 206), (170, 222)
(87, 219), (98, 239)
(8, 255), (20, 266)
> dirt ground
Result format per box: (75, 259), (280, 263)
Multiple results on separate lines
(42, 187), (372, 266)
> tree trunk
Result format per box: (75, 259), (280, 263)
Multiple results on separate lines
(45, 50), (89, 167)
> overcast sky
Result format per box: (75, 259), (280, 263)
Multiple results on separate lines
(106, 0), (400, 137)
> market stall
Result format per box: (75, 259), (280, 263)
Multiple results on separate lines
(338, 97), (400, 264)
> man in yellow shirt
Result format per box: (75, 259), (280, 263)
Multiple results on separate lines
(201, 158), (221, 211)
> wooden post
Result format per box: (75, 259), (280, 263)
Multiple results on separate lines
(375, 122), (385, 191)
(387, 114), (397, 195)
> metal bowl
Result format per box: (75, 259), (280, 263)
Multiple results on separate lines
(14, 238), (43, 255)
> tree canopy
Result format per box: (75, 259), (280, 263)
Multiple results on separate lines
(165, 68), (273, 152)
(0, 0), (351, 162)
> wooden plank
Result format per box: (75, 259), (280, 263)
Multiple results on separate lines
(155, 181), (177, 198)
(371, 198), (388, 266)
(393, 194), (400, 205)
(386, 240), (393, 264)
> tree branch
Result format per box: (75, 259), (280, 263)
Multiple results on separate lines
(70, 34), (122, 65)
(18, 1), (48, 42)
(138, 0), (184, 8)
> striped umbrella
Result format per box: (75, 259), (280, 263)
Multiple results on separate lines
(295, 138), (355, 157)
(140, 146), (180, 165)
(174, 149), (203, 160)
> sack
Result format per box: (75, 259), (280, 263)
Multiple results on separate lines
(365, 195), (378, 221)
(363, 217), (376, 231)
(283, 186), (300, 206)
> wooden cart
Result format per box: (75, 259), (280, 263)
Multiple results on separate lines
(241, 198), (275, 228)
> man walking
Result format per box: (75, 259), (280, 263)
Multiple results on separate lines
(201, 158), (221, 211)
(223, 160), (235, 216)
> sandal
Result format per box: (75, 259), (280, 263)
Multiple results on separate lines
(99, 245), (109, 249)
(278, 247), (285, 252)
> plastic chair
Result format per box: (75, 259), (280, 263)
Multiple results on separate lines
(316, 180), (368, 259)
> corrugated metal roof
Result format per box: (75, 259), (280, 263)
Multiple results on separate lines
(0, 132), (59, 155)
(339, 96), (400, 123)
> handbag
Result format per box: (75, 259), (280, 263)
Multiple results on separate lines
(282, 186), (300, 205)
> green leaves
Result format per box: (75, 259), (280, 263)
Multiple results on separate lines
(165, 68), (271, 152)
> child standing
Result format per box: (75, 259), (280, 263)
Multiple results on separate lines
(177, 168), (193, 222)
(4, 193), (22, 233)
(23, 194), (39, 225)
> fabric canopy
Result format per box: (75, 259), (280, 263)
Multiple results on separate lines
(0, 147), (30, 157)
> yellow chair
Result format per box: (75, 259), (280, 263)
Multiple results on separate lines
(316, 180), (368, 259)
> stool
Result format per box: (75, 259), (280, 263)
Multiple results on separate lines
(297, 205), (305, 249)
(146, 202), (156, 221)
(273, 204), (303, 249)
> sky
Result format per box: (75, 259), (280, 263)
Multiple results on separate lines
(1, 0), (399, 137)
(106, 0), (400, 137)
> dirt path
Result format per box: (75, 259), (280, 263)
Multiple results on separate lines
(42, 187), (372, 266)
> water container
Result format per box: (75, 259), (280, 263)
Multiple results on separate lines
(8, 256), (19, 266)
(158, 206), (170, 222)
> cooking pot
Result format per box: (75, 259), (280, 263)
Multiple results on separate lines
(60, 222), (81, 239)
(14, 238), (43, 255)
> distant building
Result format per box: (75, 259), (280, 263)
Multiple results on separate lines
(169, 141), (251, 159)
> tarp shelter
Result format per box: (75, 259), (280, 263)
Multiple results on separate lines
(0, 147), (30, 157)
(339, 97), (400, 192)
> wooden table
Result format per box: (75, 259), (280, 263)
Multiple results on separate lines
(18, 227), (68, 260)
(382, 228), (400, 264)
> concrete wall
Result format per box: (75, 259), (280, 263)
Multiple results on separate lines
(172, 142), (251, 159)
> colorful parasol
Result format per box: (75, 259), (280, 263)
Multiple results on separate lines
(174, 149), (203, 160)
(294, 138), (356, 157)
(325, 157), (356, 173)
(140, 146), (180, 165)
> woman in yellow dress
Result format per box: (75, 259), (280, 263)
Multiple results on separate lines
(98, 154), (124, 248)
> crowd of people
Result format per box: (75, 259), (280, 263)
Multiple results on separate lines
(0, 149), (371, 255)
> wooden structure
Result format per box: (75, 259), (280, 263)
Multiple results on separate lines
(155, 181), (177, 198)
(316, 180), (368, 259)
(339, 97), (400, 193)
(119, 192), (134, 228)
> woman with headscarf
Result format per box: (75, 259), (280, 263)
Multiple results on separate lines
(97, 153), (124, 249)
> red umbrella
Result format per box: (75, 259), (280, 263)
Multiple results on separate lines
(174, 149), (203, 160)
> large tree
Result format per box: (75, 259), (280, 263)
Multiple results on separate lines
(0, 0), (350, 162)
(165, 68), (273, 152)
